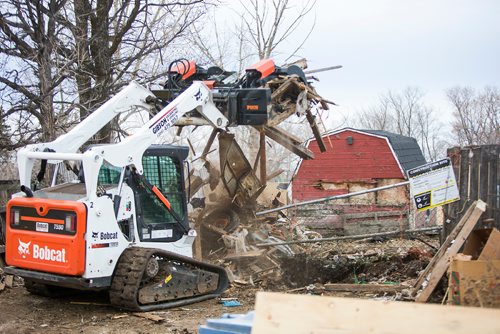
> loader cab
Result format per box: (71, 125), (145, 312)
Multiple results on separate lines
(98, 145), (189, 243)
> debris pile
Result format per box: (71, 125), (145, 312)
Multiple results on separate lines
(201, 216), (308, 286)
(200, 212), (440, 296)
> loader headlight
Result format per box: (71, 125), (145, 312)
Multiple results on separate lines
(65, 213), (76, 232)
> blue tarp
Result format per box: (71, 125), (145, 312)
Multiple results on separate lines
(198, 311), (254, 334)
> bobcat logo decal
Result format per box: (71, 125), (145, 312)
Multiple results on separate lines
(194, 89), (202, 101)
(92, 231), (99, 239)
(18, 239), (31, 259)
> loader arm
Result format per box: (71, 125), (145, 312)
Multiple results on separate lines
(17, 81), (228, 199)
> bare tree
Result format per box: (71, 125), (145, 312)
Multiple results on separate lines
(0, 0), (211, 151)
(240, 0), (316, 61)
(356, 87), (443, 161)
(447, 86), (500, 146)
(189, 0), (316, 75)
(0, 0), (73, 143)
(357, 96), (391, 131)
(67, 0), (209, 143)
(0, 106), (12, 160)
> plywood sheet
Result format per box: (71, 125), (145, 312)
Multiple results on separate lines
(252, 292), (500, 334)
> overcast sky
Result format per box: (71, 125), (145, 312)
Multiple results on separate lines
(221, 1), (500, 129)
(294, 0), (500, 126)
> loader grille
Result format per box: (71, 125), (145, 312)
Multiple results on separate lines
(142, 155), (184, 218)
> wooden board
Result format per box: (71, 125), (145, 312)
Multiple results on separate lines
(413, 200), (486, 302)
(323, 283), (405, 293)
(252, 292), (500, 334)
(305, 109), (326, 153)
(262, 126), (314, 160)
(412, 202), (477, 291)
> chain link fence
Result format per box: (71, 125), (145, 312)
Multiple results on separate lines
(256, 181), (442, 253)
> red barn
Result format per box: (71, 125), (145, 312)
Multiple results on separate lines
(292, 128), (427, 235)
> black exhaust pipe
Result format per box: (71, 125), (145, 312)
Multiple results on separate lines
(20, 185), (34, 198)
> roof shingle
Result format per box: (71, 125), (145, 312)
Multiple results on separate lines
(360, 129), (427, 172)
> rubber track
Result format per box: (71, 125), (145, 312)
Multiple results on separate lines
(109, 247), (229, 311)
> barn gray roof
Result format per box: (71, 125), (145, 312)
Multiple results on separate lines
(361, 129), (427, 173)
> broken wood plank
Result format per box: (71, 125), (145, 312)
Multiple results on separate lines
(225, 250), (265, 260)
(412, 202), (478, 292)
(412, 200), (479, 293)
(187, 175), (207, 199)
(252, 292), (500, 334)
(203, 160), (220, 191)
(259, 129), (267, 186)
(263, 125), (302, 145)
(111, 314), (129, 320)
(186, 137), (196, 155)
(204, 223), (228, 236)
(267, 106), (297, 127)
(193, 209), (205, 261)
(270, 77), (295, 100)
(414, 200), (486, 303)
(266, 168), (284, 181)
(262, 126), (314, 160)
(323, 283), (405, 293)
(305, 109), (326, 152)
(292, 80), (330, 109)
(132, 312), (165, 322)
(201, 128), (219, 160)
(282, 58), (308, 69)
(250, 266), (279, 279)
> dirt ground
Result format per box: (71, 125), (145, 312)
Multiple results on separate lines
(0, 281), (412, 334)
(0, 285), (257, 334)
(0, 236), (440, 333)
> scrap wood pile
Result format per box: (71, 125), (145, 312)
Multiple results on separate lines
(201, 214), (440, 298)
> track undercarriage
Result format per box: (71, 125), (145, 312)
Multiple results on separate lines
(109, 247), (229, 311)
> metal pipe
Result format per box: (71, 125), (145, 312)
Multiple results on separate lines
(256, 180), (410, 216)
(303, 65), (343, 74)
(255, 226), (442, 247)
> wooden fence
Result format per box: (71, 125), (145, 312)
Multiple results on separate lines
(445, 145), (500, 236)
